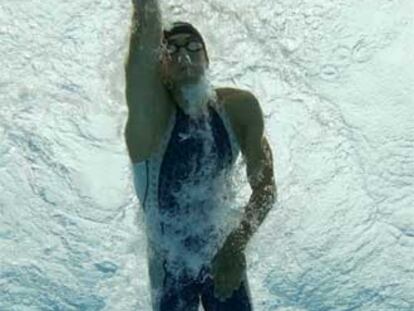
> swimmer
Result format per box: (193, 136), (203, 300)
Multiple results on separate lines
(125, 0), (277, 310)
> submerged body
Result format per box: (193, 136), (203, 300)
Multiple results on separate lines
(133, 101), (253, 310)
(133, 101), (239, 269)
(125, 0), (277, 310)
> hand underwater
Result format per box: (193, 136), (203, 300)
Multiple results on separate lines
(211, 238), (246, 301)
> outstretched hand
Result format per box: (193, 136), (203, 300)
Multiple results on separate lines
(211, 238), (246, 301)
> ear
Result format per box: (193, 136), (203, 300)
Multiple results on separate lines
(160, 67), (174, 90)
(203, 53), (210, 69)
(159, 52), (172, 83)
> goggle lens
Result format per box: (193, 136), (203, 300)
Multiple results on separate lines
(166, 41), (203, 54)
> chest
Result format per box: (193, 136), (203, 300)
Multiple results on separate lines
(160, 106), (233, 184)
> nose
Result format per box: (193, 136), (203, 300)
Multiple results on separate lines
(177, 48), (191, 64)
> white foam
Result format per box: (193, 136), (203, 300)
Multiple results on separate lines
(179, 73), (217, 118)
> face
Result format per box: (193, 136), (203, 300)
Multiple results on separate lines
(162, 33), (208, 87)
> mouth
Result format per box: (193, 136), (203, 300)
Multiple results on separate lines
(175, 64), (202, 79)
(179, 66), (194, 75)
(179, 64), (189, 70)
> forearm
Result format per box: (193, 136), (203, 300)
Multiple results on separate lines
(230, 184), (277, 252)
(229, 137), (278, 252)
(128, 0), (162, 63)
(125, 0), (163, 114)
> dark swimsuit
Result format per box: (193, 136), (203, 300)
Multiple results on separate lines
(133, 103), (251, 310)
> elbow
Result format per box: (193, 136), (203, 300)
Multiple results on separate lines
(267, 181), (278, 208)
(260, 182), (277, 210)
(270, 184), (278, 207)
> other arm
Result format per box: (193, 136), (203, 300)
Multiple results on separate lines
(212, 91), (277, 299)
(229, 96), (277, 250)
(219, 89), (277, 251)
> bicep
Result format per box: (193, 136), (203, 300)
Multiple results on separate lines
(244, 133), (274, 191)
(239, 99), (275, 191)
(124, 48), (170, 135)
(125, 26), (168, 116)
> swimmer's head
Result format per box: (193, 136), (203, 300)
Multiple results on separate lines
(163, 22), (209, 65)
(161, 22), (209, 89)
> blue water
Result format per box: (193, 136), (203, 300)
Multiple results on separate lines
(1, 0), (414, 310)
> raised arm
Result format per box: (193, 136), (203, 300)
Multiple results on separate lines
(125, 0), (171, 162)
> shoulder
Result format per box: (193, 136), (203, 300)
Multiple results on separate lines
(216, 87), (263, 128)
(216, 87), (257, 104)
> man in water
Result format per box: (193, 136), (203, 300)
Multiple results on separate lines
(125, 0), (277, 310)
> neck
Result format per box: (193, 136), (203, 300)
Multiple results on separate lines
(170, 76), (215, 119)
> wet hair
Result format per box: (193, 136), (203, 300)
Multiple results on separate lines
(163, 21), (209, 65)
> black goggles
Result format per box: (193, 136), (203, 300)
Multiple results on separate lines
(165, 40), (204, 55)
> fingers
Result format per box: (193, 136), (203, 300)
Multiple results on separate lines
(213, 274), (243, 302)
(214, 283), (234, 301)
(211, 250), (245, 301)
(213, 269), (228, 300)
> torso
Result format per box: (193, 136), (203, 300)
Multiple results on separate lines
(132, 97), (241, 269)
(131, 88), (245, 163)
(158, 103), (234, 215)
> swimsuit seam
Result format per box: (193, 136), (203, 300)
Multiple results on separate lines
(142, 160), (149, 211)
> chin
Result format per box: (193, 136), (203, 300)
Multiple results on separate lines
(174, 76), (203, 88)
(175, 68), (205, 83)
